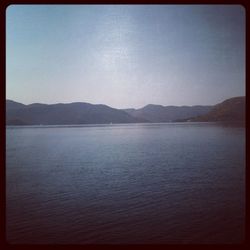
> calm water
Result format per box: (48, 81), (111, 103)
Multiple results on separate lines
(6, 123), (245, 244)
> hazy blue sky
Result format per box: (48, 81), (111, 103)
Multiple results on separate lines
(6, 5), (245, 108)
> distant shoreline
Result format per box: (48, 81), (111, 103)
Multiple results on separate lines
(6, 96), (245, 125)
(6, 121), (245, 128)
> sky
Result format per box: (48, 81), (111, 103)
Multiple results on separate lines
(6, 5), (245, 108)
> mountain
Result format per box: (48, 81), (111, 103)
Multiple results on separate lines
(185, 96), (245, 122)
(6, 96), (245, 125)
(6, 100), (146, 125)
(123, 104), (212, 122)
(6, 100), (26, 109)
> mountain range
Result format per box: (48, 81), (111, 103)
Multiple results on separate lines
(182, 96), (245, 122)
(6, 96), (245, 125)
(123, 105), (212, 122)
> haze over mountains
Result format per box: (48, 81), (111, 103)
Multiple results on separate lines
(6, 96), (245, 125)
(124, 105), (212, 123)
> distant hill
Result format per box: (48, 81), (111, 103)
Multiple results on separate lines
(6, 100), (26, 109)
(6, 97), (245, 125)
(181, 96), (245, 122)
(6, 100), (146, 125)
(123, 104), (212, 122)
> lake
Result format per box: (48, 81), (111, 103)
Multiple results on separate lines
(6, 123), (245, 244)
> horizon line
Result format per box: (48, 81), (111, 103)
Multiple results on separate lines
(6, 96), (245, 110)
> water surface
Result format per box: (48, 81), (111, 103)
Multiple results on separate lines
(6, 123), (245, 244)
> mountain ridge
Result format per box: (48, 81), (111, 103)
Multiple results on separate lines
(183, 96), (245, 122)
(6, 96), (245, 125)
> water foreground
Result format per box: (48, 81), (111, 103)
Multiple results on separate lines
(6, 123), (245, 244)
